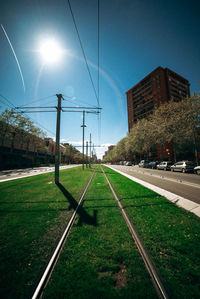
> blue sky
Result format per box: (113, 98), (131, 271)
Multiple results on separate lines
(0, 0), (200, 158)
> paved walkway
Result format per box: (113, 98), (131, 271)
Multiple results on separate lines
(0, 165), (80, 183)
(106, 165), (200, 218)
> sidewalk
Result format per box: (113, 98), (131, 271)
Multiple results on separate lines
(0, 165), (80, 183)
(106, 165), (200, 218)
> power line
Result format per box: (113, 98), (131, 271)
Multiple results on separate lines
(17, 95), (55, 108)
(0, 93), (56, 137)
(29, 119), (56, 137)
(67, 0), (99, 106)
(63, 95), (97, 108)
(97, 0), (101, 145)
(0, 93), (16, 109)
(98, 0), (100, 105)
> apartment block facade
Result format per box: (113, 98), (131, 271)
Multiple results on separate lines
(126, 66), (190, 131)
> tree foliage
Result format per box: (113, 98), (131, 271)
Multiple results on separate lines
(103, 96), (200, 163)
(0, 109), (47, 153)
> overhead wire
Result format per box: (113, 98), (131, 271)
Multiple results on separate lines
(63, 94), (98, 107)
(17, 94), (55, 108)
(67, 0), (102, 152)
(67, 0), (99, 107)
(0, 93), (16, 109)
(97, 0), (101, 145)
(97, 0), (100, 104)
(0, 93), (56, 137)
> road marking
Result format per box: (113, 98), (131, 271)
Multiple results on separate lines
(127, 168), (200, 189)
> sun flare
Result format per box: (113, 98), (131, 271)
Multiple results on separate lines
(39, 39), (62, 64)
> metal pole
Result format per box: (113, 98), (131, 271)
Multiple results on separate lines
(55, 94), (62, 184)
(81, 111), (86, 170)
(86, 141), (88, 168)
(89, 133), (92, 168)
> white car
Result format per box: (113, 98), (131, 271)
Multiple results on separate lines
(157, 161), (173, 171)
(194, 166), (200, 175)
(171, 161), (195, 173)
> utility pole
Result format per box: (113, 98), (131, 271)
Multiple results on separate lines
(16, 99), (102, 176)
(86, 141), (88, 168)
(55, 94), (62, 184)
(81, 111), (86, 170)
(89, 133), (92, 168)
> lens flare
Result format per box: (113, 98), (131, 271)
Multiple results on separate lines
(39, 39), (62, 64)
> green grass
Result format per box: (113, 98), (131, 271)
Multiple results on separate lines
(1, 165), (200, 298)
(104, 166), (200, 298)
(0, 166), (92, 299)
(43, 167), (157, 298)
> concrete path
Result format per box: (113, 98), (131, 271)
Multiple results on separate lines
(0, 165), (80, 183)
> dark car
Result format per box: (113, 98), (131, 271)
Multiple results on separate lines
(171, 161), (195, 173)
(157, 161), (173, 171)
(138, 160), (149, 168)
(148, 161), (159, 169)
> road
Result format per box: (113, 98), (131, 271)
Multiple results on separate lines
(0, 165), (80, 182)
(109, 165), (200, 205)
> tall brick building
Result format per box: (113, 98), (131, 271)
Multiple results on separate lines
(126, 66), (190, 132)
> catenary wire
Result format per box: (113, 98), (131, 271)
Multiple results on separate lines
(62, 95), (98, 108)
(0, 93), (56, 137)
(67, 0), (99, 106)
(0, 93), (16, 109)
(97, 0), (101, 147)
(17, 95), (55, 108)
(97, 0), (100, 105)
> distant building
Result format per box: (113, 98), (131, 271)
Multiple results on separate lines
(103, 145), (115, 159)
(126, 66), (190, 132)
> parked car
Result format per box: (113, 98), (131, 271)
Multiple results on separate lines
(138, 160), (149, 168)
(125, 161), (132, 166)
(171, 161), (195, 173)
(194, 165), (200, 175)
(157, 161), (173, 171)
(147, 161), (159, 169)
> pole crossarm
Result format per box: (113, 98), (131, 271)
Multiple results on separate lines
(62, 110), (100, 114)
(16, 111), (56, 113)
(62, 106), (102, 109)
(16, 106), (101, 110)
(16, 106), (57, 109)
(14, 93), (102, 179)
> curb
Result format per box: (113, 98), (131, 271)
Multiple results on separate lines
(105, 165), (200, 218)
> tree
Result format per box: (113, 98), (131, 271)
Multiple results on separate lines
(0, 109), (19, 148)
(149, 96), (200, 162)
(0, 108), (48, 154)
(105, 95), (200, 164)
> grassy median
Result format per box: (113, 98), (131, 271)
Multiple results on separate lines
(0, 166), (92, 299)
(1, 165), (199, 298)
(43, 166), (157, 298)
(104, 166), (200, 298)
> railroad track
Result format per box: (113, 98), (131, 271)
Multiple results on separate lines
(32, 165), (169, 299)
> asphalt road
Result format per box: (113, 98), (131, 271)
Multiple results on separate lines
(109, 165), (200, 205)
(0, 165), (80, 182)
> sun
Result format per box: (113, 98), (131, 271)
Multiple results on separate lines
(39, 39), (62, 64)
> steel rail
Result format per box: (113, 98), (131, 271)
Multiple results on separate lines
(101, 166), (170, 299)
(32, 169), (96, 299)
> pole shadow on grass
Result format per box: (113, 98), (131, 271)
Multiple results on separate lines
(56, 183), (98, 227)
